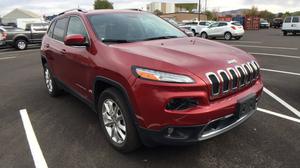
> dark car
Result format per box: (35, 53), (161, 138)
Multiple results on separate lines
(271, 18), (283, 28)
(41, 9), (263, 152)
(5, 23), (48, 50)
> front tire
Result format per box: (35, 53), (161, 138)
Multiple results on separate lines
(98, 88), (141, 153)
(224, 32), (232, 40)
(15, 39), (28, 50)
(200, 32), (208, 39)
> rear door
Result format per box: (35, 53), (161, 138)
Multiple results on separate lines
(64, 16), (92, 98)
(47, 17), (69, 82)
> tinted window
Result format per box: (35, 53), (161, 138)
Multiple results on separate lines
(232, 22), (242, 26)
(53, 18), (68, 42)
(285, 17), (292, 23)
(47, 21), (56, 37)
(67, 16), (88, 38)
(199, 22), (206, 26)
(88, 13), (186, 43)
(218, 22), (228, 27)
(292, 17), (299, 23)
(210, 23), (219, 28)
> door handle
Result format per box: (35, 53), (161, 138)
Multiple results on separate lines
(60, 49), (66, 55)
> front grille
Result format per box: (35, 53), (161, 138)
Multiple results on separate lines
(206, 61), (260, 98)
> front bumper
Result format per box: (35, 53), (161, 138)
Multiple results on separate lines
(138, 106), (257, 146)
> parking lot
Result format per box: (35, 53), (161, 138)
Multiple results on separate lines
(0, 29), (299, 168)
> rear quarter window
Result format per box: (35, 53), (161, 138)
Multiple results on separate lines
(47, 21), (56, 37)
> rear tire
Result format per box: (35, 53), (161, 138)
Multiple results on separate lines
(97, 88), (141, 153)
(15, 39), (28, 50)
(43, 64), (63, 97)
(224, 32), (232, 40)
(283, 31), (287, 36)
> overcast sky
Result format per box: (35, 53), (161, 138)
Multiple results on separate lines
(0, 0), (299, 16)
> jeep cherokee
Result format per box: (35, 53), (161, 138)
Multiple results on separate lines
(41, 9), (263, 152)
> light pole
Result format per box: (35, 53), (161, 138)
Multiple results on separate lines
(198, 0), (201, 21)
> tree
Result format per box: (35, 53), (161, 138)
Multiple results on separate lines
(292, 11), (300, 16)
(243, 6), (259, 16)
(153, 9), (163, 16)
(259, 10), (275, 21)
(94, 0), (113, 10)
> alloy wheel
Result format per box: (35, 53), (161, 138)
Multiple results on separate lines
(102, 99), (126, 144)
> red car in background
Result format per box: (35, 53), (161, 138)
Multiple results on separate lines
(41, 9), (263, 152)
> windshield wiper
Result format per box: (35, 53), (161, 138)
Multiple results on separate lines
(143, 36), (180, 41)
(102, 39), (131, 44)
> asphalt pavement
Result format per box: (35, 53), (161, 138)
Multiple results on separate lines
(0, 29), (299, 168)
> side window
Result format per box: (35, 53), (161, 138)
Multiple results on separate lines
(47, 21), (56, 37)
(66, 16), (88, 38)
(199, 22), (206, 26)
(218, 23), (228, 27)
(53, 17), (68, 42)
(210, 23), (219, 28)
(292, 17), (299, 23)
(284, 17), (292, 23)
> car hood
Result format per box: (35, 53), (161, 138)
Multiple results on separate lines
(110, 37), (255, 79)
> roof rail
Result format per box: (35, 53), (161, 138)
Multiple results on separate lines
(128, 9), (144, 11)
(58, 8), (87, 15)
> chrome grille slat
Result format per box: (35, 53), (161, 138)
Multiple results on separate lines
(218, 70), (230, 93)
(206, 72), (220, 96)
(206, 61), (260, 98)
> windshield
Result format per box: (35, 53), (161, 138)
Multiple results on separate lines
(88, 12), (186, 43)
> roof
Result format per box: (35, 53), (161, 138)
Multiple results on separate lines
(3, 8), (41, 19)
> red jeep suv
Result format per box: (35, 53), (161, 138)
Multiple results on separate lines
(41, 9), (263, 152)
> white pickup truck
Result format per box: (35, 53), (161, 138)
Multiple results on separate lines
(180, 21), (215, 36)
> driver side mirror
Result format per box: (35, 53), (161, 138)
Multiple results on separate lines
(64, 34), (88, 47)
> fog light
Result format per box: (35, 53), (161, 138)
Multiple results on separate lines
(167, 128), (174, 136)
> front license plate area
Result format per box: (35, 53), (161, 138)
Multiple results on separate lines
(237, 94), (257, 118)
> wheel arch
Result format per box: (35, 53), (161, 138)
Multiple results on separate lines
(93, 76), (139, 125)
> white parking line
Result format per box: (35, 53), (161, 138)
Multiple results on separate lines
(232, 44), (298, 50)
(225, 41), (262, 44)
(20, 109), (48, 168)
(249, 52), (300, 59)
(261, 68), (300, 76)
(263, 88), (300, 118)
(258, 108), (300, 124)
(0, 49), (40, 56)
(0, 56), (16, 60)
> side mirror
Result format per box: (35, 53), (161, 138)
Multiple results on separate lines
(64, 34), (88, 47)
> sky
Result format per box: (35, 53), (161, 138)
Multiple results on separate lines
(0, 0), (299, 16)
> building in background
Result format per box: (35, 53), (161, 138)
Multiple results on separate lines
(147, 2), (175, 14)
(175, 3), (198, 13)
(2, 8), (43, 28)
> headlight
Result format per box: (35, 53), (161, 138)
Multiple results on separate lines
(133, 67), (195, 83)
